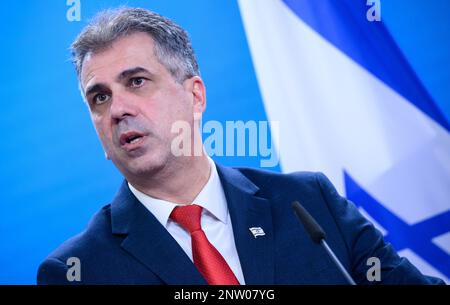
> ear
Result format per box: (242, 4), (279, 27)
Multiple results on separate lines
(186, 76), (206, 121)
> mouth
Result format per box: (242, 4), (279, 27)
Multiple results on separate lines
(119, 131), (146, 151)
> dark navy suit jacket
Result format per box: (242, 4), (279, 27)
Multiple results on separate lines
(37, 164), (444, 284)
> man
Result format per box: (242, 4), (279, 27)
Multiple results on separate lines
(37, 7), (444, 285)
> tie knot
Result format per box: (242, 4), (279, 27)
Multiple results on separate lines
(170, 204), (203, 233)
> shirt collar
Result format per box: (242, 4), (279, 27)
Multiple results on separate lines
(128, 157), (228, 228)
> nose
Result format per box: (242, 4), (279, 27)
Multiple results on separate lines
(110, 91), (138, 123)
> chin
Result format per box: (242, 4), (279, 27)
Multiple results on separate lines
(123, 153), (169, 177)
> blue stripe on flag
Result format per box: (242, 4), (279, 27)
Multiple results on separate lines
(344, 171), (450, 279)
(281, 0), (450, 132)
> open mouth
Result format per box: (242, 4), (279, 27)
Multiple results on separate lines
(119, 131), (145, 148)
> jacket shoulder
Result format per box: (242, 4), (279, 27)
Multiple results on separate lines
(234, 166), (328, 198)
(37, 204), (112, 284)
(233, 167), (445, 285)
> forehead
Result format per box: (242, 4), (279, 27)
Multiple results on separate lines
(80, 32), (162, 88)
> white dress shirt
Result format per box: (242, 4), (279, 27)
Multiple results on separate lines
(128, 157), (246, 284)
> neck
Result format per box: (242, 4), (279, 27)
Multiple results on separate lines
(128, 153), (211, 204)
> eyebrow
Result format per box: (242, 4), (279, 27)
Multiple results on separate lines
(85, 83), (109, 98)
(116, 66), (153, 82)
(84, 66), (153, 97)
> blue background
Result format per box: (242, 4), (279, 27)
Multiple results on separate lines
(0, 0), (449, 284)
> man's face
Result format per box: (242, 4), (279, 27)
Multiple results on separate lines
(80, 32), (205, 180)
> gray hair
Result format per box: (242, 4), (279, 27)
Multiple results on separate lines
(71, 7), (200, 83)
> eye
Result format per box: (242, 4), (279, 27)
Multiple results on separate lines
(130, 77), (146, 88)
(93, 93), (111, 105)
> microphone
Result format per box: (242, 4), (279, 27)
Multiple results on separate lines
(292, 201), (356, 285)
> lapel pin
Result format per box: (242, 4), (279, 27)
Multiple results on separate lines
(249, 227), (265, 238)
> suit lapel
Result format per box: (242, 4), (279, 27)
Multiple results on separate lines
(110, 182), (207, 285)
(109, 164), (277, 285)
(217, 165), (275, 284)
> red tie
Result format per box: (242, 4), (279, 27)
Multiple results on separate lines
(170, 204), (240, 285)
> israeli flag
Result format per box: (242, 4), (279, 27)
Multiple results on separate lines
(238, 0), (450, 282)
